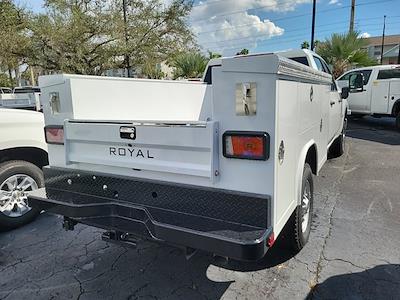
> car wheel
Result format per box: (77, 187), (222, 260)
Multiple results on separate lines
(0, 160), (43, 231)
(287, 163), (314, 252)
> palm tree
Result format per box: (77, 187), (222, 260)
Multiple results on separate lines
(236, 48), (249, 55)
(317, 31), (376, 78)
(301, 41), (310, 49)
(172, 52), (208, 79)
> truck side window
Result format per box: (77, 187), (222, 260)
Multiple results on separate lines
(313, 57), (325, 72)
(361, 70), (372, 84)
(377, 69), (400, 80)
(289, 57), (309, 66)
(338, 70), (372, 85)
(338, 72), (354, 81)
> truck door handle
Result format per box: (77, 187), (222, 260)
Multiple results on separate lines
(330, 101), (336, 106)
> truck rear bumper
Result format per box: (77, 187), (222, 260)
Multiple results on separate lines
(28, 167), (272, 261)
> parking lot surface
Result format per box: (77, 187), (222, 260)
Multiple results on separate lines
(1, 117), (399, 300)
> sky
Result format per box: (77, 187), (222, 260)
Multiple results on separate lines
(25, 0), (400, 55)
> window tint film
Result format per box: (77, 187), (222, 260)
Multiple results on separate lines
(289, 57), (309, 66)
(313, 57), (325, 72)
(377, 69), (400, 80)
(338, 70), (372, 85)
(362, 70), (372, 84)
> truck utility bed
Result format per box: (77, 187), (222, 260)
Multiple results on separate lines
(30, 51), (335, 261)
(29, 167), (271, 260)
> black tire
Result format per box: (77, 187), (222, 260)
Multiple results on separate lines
(329, 119), (346, 159)
(0, 160), (44, 231)
(396, 112), (400, 131)
(287, 163), (314, 252)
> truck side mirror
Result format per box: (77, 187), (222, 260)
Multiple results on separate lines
(349, 73), (364, 93)
(341, 87), (350, 99)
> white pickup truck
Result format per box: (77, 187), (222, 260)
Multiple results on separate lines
(337, 65), (400, 129)
(0, 109), (48, 230)
(1, 86), (42, 111)
(28, 50), (348, 261)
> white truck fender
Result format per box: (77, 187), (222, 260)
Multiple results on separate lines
(295, 140), (318, 205)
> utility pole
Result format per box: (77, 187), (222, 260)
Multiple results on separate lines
(380, 15), (386, 65)
(349, 0), (356, 32)
(311, 0), (316, 51)
(122, 0), (131, 77)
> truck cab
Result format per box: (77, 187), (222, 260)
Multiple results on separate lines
(337, 65), (400, 129)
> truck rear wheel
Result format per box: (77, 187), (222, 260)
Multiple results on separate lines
(0, 161), (43, 231)
(396, 112), (400, 131)
(329, 119), (346, 159)
(287, 163), (314, 252)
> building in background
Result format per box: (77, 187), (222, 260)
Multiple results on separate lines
(363, 34), (400, 64)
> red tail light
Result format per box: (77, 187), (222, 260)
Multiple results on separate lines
(45, 126), (64, 145)
(223, 131), (269, 160)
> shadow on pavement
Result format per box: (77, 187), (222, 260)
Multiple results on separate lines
(0, 213), (298, 299)
(306, 264), (400, 300)
(347, 117), (400, 146)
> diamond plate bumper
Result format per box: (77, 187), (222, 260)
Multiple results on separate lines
(28, 167), (272, 261)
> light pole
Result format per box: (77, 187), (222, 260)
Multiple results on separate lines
(123, 0), (131, 77)
(349, 0), (355, 32)
(311, 0), (316, 51)
(380, 15), (386, 65)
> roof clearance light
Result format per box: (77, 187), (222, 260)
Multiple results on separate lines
(45, 126), (64, 145)
(223, 131), (269, 160)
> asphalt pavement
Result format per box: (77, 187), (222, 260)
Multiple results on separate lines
(1, 117), (399, 300)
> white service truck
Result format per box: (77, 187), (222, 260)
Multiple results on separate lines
(28, 50), (348, 261)
(337, 65), (400, 129)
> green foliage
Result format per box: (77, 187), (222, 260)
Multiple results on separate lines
(301, 41), (310, 49)
(317, 31), (376, 78)
(0, 73), (14, 87)
(0, 0), (195, 76)
(0, 0), (31, 79)
(116, 0), (195, 71)
(236, 49), (249, 55)
(208, 51), (222, 59)
(28, 0), (122, 75)
(141, 63), (165, 79)
(172, 52), (208, 79)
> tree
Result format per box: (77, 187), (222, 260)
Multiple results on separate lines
(27, 0), (195, 76)
(301, 41), (310, 49)
(117, 0), (195, 74)
(317, 31), (376, 78)
(28, 0), (120, 75)
(208, 51), (222, 59)
(236, 49), (249, 55)
(141, 62), (165, 79)
(172, 52), (208, 79)
(0, 0), (31, 85)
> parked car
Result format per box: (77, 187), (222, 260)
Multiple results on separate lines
(29, 50), (347, 261)
(0, 87), (13, 94)
(13, 86), (41, 94)
(1, 86), (42, 111)
(0, 109), (48, 230)
(337, 65), (400, 129)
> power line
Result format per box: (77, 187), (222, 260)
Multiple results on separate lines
(199, 19), (400, 46)
(191, 0), (313, 22)
(190, 0), (396, 24)
(201, 22), (400, 52)
(193, 0), (397, 35)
